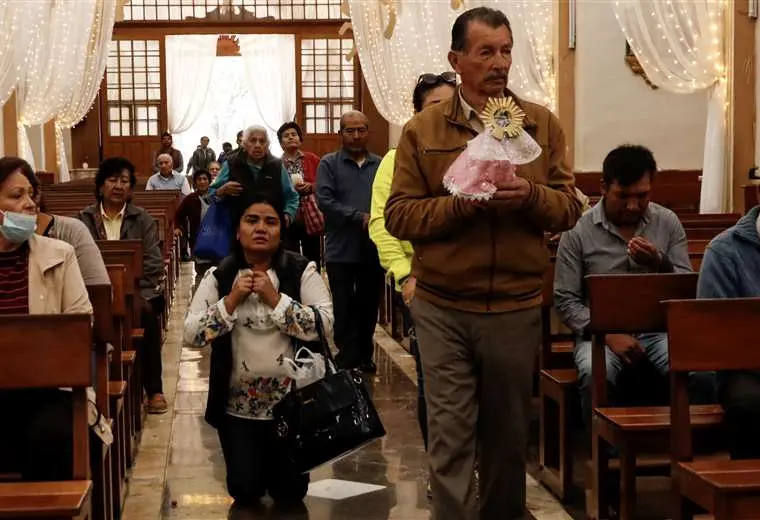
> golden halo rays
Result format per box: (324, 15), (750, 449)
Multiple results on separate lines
(480, 97), (526, 140)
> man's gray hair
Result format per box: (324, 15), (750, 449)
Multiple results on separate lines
(243, 125), (269, 143)
(157, 153), (173, 166)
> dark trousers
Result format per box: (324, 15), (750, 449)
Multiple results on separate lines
(401, 299), (428, 450)
(326, 261), (383, 368)
(0, 390), (73, 481)
(218, 415), (309, 504)
(284, 221), (321, 270)
(719, 371), (760, 459)
(140, 295), (165, 397)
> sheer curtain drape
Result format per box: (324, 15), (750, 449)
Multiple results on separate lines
(165, 35), (218, 135)
(55, 0), (117, 181)
(0, 1), (40, 107)
(238, 34), (296, 149)
(612, 1), (727, 213)
(16, 0), (96, 170)
(346, 0), (556, 126)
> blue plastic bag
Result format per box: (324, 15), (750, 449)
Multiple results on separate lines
(193, 200), (232, 261)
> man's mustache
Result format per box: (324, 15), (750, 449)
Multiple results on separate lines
(485, 73), (508, 81)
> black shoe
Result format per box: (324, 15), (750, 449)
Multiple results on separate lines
(359, 361), (377, 374)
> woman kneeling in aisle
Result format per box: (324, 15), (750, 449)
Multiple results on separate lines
(184, 193), (333, 509)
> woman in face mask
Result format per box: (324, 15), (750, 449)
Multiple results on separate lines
(0, 156), (92, 482)
(0, 156), (92, 315)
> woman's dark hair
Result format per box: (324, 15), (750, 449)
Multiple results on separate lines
(160, 131), (172, 139)
(451, 7), (511, 52)
(277, 122), (303, 144)
(0, 156), (37, 193)
(412, 72), (457, 113)
(192, 169), (211, 185)
(222, 142), (232, 149)
(95, 157), (137, 201)
(602, 145), (657, 187)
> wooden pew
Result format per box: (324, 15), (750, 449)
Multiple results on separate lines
(0, 315), (93, 519)
(667, 298), (760, 520)
(87, 285), (115, 520)
(90, 279), (127, 516)
(586, 273), (723, 520)
(538, 259), (576, 502)
(574, 170), (702, 213)
(538, 248), (706, 502)
(99, 243), (145, 440)
(105, 264), (133, 473)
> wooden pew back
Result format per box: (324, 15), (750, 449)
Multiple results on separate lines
(587, 273), (698, 333)
(666, 298), (760, 373)
(0, 314), (92, 480)
(586, 273), (698, 407)
(666, 297), (760, 463)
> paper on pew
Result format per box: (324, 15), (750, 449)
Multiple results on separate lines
(57, 386), (114, 446)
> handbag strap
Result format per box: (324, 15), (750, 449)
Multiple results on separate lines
(310, 305), (337, 375)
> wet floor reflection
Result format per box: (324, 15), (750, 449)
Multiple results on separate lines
(163, 340), (431, 520)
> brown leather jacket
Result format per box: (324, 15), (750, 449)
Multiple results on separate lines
(385, 89), (582, 313)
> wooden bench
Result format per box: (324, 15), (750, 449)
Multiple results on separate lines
(667, 298), (760, 520)
(0, 314), (93, 519)
(586, 273), (724, 520)
(99, 243), (145, 440)
(538, 260), (577, 502)
(538, 249), (706, 502)
(87, 284), (115, 520)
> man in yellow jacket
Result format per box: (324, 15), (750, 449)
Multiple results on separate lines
(369, 71), (456, 497)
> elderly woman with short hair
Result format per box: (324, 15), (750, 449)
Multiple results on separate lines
(207, 125), (299, 226)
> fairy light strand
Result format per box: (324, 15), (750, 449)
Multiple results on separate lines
(347, 0), (557, 126)
(612, 0), (726, 93)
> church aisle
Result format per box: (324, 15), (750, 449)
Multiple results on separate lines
(120, 263), (572, 520)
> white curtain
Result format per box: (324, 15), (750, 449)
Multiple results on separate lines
(612, 1), (728, 213)
(16, 0), (96, 170)
(0, 1), (40, 107)
(346, 0), (556, 127)
(55, 0), (118, 181)
(173, 57), (264, 160)
(238, 34), (296, 148)
(165, 35), (218, 134)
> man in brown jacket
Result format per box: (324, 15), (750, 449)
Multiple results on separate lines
(385, 7), (582, 520)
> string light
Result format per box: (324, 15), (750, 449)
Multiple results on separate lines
(347, 0), (557, 126)
(612, 0), (726, 94)
(55, 0), (118, 181)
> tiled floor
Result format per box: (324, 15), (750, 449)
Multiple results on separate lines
(120, 264), (575, 520)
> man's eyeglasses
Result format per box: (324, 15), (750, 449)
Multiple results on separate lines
(417, 71), (457, 87)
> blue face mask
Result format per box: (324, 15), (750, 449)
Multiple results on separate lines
(0, 211), (37, 243)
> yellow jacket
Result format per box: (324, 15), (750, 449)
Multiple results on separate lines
(369, 149), (415, 291)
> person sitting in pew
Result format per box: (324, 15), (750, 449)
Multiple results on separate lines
(147, 153), (191, 196)
(554, 145), (715, 430)
(174, 168), (213, 288)
(697, 204), (760, 459)
(32, 187), (110, 286)
(0, 156), (93, 481)
(78, 157), (168, 414)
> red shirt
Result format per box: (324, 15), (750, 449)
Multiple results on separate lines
(0, 242), (29, 314)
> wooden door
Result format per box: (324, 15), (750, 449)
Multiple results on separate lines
(100, 38), (165, 177)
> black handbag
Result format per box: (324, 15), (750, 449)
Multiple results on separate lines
(272, 308), (386, 474)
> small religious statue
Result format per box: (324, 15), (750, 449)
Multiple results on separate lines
(443, 97), (542, 200)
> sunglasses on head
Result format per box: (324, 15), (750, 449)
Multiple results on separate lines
(417, 71), (457, 87)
